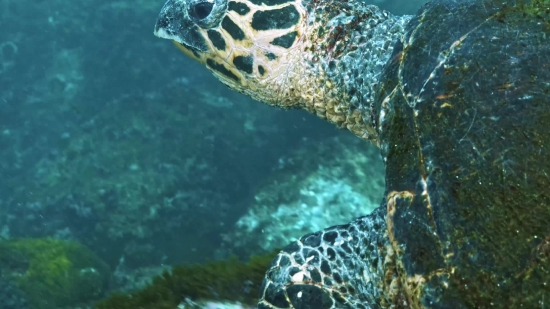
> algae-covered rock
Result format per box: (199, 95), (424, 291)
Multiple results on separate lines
(0, 276), (29, 309)
(0, 238), (110, 309)
(221, 135), (384, 256)
(94, 252), (277, 309)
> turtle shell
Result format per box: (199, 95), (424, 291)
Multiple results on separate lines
(376, 0), (550, 307)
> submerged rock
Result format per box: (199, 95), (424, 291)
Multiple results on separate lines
(221, 135), (384, 256)
(0, 238), (110, 309)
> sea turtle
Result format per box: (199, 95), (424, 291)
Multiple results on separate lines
(153, 0), (550, 307)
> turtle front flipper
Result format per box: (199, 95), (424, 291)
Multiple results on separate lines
(258, 207), (403, 309)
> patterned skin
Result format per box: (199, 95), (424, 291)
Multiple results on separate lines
(154, 0), (550, 308)
(154, 0), (410, 144)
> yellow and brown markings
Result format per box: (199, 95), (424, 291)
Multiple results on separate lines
(385, 191), (423, 308)
(221, 15), (247, 40)
(257, 65), (266, 75)
(169, 0), (384, 142)
(206, 29), (227, 50)
(206, 58), (241, 82)
(228, 1), (250, 15)
(385, 189), (457, 309)
(233, 54), (254, 74)
(251, 5), (300, 31)
(171, 0), (317, 104)
(270, 31), (298, 48)
(378, 232), (408, 308)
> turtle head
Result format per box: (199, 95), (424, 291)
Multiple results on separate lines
(154, 0), (407, 143)
(154, 0), (310, 107)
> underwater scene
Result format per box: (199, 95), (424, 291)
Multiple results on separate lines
(1, 0), (549, 308)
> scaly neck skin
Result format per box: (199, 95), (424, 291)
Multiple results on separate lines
(304, 1), (410, 145)
(289, 1), (411, 145)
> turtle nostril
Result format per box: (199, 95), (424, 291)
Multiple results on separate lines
(189, 2), (214, 20)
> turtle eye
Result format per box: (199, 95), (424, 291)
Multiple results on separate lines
(189, 1), (214, 20)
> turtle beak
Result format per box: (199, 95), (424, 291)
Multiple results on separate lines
(154, 0), (209, 52)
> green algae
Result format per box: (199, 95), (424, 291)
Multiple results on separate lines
(495, 0), (550, 31)
(0, 238), (110, 309)
(94, 251), (278, 309)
